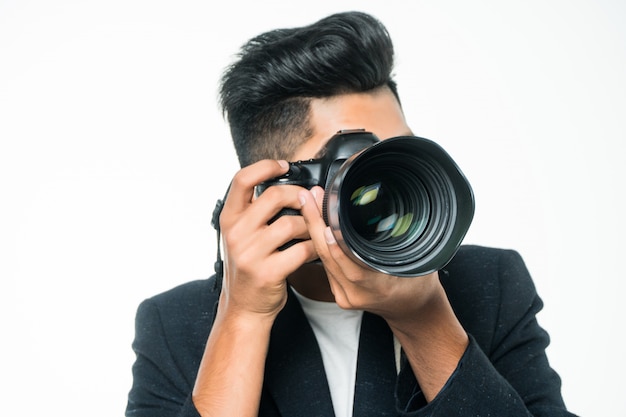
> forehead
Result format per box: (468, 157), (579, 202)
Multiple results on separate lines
(292, 87), (412, 161)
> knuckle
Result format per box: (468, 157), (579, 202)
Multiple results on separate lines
(236, 251), (256, 271)
(232, 169), (256, 189)
(221, 224), (246, 250)
(262, 184), (293, 204)
(334, 294), (353, 310)
(276, 215), (302, 235)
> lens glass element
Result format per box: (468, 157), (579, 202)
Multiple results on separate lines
(347, 178), (429, 248)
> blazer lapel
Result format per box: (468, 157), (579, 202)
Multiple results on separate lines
(352, 312), (397, 416)
(263, 293), (397, 416)
(264, 289), (335, 417)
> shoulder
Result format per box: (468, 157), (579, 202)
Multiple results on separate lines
(442, 244), (535, 294)
(129, 277), (219, 396)
(135, 276), (219, 341)
(148, 276), (219, 310)
(444, 245), (528, 275)
(441, 245), (540, 349)
(132, 277), (219, 375)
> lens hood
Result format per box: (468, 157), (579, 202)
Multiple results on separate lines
(325, 135), (474, 277)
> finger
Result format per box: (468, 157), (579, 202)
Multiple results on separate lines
(271, 239), (318, 274)
(308, 186), (348, 263)
(323, 226), (356, 262)
(310, 185), (325, 213)
(298, 189), (334, 263)
(264, 213), (311, 248)
(223, 159), (290, 214)
(301, 189), (373, 281)
(322, 260), (352, 306)
(299, 188), (355, 265)
(251, 184), (306, 229)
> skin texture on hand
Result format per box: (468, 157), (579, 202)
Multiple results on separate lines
(298, 185), (469, 401)
(193, 159), (319, 417)
(218, 159), (319, 318)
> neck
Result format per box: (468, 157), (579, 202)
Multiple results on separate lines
(287, 263), (335, 302)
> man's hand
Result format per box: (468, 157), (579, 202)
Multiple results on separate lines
(218, 159), (318, 319)
(297, 185), (439, 317)
(193, 160), (318, 417)
(298, 186), (469, 402)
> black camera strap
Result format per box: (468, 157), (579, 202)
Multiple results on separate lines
(211, 185), (230, 293)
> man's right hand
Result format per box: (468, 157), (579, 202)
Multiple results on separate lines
(192, 159), (318, 417)
(218, 159), (318, 319)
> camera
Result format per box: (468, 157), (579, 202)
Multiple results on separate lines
(256, 129), (475, 277)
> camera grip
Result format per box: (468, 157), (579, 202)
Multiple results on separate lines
(267, 207), (304, 251)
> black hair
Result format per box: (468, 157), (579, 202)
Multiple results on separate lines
(219, 11), (399, 167)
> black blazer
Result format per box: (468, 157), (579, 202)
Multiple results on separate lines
(126, 245), (577, 416)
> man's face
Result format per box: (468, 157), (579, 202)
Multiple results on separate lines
(291, 86), (412, 161)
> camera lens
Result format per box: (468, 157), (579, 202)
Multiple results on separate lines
(344, 164), (430, 249)
(325, 136), (473, 276)
(340, 151), (451, 265)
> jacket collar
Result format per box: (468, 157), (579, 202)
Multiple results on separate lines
(264, 289), (397, 416)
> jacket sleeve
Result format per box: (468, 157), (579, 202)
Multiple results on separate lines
(395, 248), (578, 417)
(125, 298), (202, 417)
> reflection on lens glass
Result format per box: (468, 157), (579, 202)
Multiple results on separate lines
(374, 213), (395, 232)
(347, 179), (424, 246)
(351, 183), (381, 206)
(389, 213), (414, 237)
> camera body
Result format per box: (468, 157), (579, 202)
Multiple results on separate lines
(257, 129), (378, 216)
(257, 129), (474, 277)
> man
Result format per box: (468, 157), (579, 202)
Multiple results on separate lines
(126, 11), (576, 417)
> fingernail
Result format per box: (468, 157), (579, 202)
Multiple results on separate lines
(311, 187), (317, 200)
(324, 227), (336, 244)
(298, 191), (306, 207)
(278, 160), (289, 169)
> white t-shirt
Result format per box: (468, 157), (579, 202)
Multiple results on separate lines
(292, 288), (364, 417)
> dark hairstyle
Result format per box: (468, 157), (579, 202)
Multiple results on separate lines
(219, 11), (400, 167)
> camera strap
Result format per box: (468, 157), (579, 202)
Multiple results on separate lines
(211, 185), (231, 292)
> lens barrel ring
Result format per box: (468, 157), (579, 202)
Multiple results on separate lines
(326, 136), (473, 277)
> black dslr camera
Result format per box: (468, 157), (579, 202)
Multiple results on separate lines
(256, 129), (475, 277)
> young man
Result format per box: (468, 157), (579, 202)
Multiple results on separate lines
(126, 11), (576, 417)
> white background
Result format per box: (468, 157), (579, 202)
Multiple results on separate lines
(1, 1), (624, 415)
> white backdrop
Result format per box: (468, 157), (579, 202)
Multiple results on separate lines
(1, 1), (624, 415)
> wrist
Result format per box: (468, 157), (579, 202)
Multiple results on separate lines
(217, 285), (286, 322)
(387, 282), (466, 343)
(386, 283), (468, 402)
(215, 302), (278, 334)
